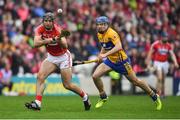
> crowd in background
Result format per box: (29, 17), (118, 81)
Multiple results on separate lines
(0, 0), (180, 77)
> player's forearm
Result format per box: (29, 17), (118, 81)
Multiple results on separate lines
(34, 41), (47, 47)
(100, 48), (106, 54)
(171, 51), (178, 65)
(146, 49), (153, 65)
(34, 38), (52, 48)
(105, 44), (122, 57)
(146, 54), (152, 65)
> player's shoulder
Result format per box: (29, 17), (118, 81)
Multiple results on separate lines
(34, 24), (44, 33)
(152, 40), (160, 46)
(166, 42), (171, 46)
(53, 23), (62, 32)
(54, 23), (61, 29)
(35, 24), (44, 30)
(108, 27), (117, 34)
(107, 27), (119, 37)
(166, 42), (172, 49)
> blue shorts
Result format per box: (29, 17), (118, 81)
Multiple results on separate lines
(104, 58), (133, 75)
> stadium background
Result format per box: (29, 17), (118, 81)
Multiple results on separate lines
(0, 0), (180, 95)
(0, 0), (180, 119)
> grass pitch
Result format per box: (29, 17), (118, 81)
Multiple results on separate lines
(0, 95), (179, 119)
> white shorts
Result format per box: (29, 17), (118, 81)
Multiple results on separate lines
(45, 50), (72, 69)
(153, 61), (169, 74)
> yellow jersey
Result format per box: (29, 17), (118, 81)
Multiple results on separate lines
(97, 27), (128, 63)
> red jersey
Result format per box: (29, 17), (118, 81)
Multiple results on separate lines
(152, 41), (172, 62)
(34, 23), (67, 56)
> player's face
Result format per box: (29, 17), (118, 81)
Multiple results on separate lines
(162, 36), (168, 43)
(43, 20), (53, 30)
(96, 23), (108, 33)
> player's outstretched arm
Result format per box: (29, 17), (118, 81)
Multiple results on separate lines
(104, 40), (122, 57)
(146, 45), (154, 67)
(169, 50), (179, 68)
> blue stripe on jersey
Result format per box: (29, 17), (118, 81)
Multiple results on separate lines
(100, 41), (114, 50)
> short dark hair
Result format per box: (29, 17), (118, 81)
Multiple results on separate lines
(43, 12), (55, 21)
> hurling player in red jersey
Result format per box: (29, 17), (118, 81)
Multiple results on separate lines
(146, 32), (179, 98)
(25, 12), (91, 111)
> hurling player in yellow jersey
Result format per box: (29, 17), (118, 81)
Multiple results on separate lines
(92, 16), (162, 110)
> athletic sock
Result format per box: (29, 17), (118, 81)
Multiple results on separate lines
(80, 91), (88, 101)
(149, 91), (157, 101)
(35, 95), (42, 107)
(151, 94), (158, 101)
(83, 94), (88, 101)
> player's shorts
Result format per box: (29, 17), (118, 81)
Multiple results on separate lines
(104, 58), (133, 75)
(153, 61), (169, 74)
(45, 50), (72, 69)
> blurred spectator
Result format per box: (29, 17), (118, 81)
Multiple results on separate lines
(0, 0), (179, 76)
(0, 64), (13, 95)
(173, 50), (180, 96)
(0, 71), (3, 95)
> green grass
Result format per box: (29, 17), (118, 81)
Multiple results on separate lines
(0, 95), (180, 119)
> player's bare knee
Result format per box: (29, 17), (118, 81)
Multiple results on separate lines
(92, 74), (99, 80)
(37, 73), (46, 82)
(63, 82), (71, 90)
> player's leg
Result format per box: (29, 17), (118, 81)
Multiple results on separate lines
(61, 67), (83, 94)
(25, 60), (57, 110)
(125, 71), (162, 110)
(155, 61), (169, 97)
(60, 67), (91, 110)
(177, 82), (180, 96)
(92, 63), (112, 108)
(154, 61), (169, 97)
(161, 61), (169, 98)
(161, 71), (165, 97)
(155, 68), (163, 96)
(60, 50), (91, 110)
(36, 60), (57, 100)
(125, 71), (155, 95)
